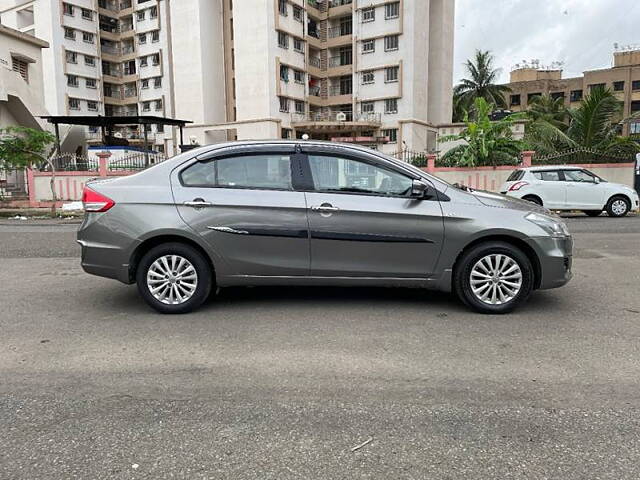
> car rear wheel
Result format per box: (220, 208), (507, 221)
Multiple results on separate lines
(606, 196), (630, 217)
(583, 210), (602, 217)
(136, 242), (212, 314)
(522, 195), (543, 206)
(454, 242), (534, 314)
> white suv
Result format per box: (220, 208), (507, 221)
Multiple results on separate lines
(501, 166), (639, 217)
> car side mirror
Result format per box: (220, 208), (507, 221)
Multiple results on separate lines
(411, 179), (432, 199)
(594, 177), (600, 184)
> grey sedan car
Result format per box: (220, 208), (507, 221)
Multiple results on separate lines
(78, 141), (572, 314)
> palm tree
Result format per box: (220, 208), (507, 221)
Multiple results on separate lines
(525, 87), (639, 157)
(453, 50), (510, 121)
(440, 98), (525, 167)
(527, 94), (568, 130)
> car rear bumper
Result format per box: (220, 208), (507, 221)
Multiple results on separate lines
(527, 236), (573, 290)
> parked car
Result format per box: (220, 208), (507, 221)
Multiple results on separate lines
(78, 141), (572, 315)
(501, 166), (639, 217)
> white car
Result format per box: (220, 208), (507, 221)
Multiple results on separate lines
(501, 166), (639, 217)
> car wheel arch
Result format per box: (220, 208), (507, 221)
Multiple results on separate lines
(605, 193), (631, 209)
(522, 194), (543, 206)
(452, 234), (542, 290)
(128, 234), (216, 284)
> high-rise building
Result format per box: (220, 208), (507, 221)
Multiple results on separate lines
(1, 0), (456, 156)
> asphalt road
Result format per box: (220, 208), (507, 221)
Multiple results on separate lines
(1, 215), (640, 479)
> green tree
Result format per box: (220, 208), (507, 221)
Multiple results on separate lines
(524, 87), (639, 158)
(440, 97), (525, 167)
(453, 50), (510, 121)
(0, 126), (58, 216)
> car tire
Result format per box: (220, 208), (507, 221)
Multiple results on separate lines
(605, 196), (630, 217)
(583, 210), (602, 217)
(136, 242), (213, 314)
(522, 195), (543, 206)
(454, 241), (534, 314)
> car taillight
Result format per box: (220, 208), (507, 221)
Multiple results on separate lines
(508, 181), (529, 191)
(82, 186), (115, 212)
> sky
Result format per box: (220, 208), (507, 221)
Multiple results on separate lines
(453, 0), (640, 84)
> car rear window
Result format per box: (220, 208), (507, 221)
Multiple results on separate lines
(506, 170), (524, 182)
(533, 170), (561, 181)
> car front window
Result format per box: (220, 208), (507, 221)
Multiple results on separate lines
(564, 170), (596, 183)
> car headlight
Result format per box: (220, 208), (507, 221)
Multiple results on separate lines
(525, 212), (570, 238)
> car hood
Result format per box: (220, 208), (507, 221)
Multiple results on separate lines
(471, 189), (550, 214)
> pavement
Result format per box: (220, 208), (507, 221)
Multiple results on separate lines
(1, 215), (640, 479)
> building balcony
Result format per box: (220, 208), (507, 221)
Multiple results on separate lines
(291, 111), (382, 132)
(328, 56), (352, 68)
(328, 85), (352, 96)
(327, 25), (352, 38)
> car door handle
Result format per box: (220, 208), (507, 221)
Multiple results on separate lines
(184, 199), (213, 208)
(311, 205), (340, 212)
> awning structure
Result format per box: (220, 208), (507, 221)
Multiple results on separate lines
(40, 115), (193, 159)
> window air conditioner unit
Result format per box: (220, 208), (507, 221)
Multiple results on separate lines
(336, 112), (347, 121)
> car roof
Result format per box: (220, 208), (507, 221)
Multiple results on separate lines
(523, 165), (584, 172)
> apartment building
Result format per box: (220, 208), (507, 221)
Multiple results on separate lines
(0, 0), (176, 153)
(504, 48), (640, 137)
(177, 0), (455, 155)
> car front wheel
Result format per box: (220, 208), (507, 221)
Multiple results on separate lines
(606, 196), (630, 217)
(454, 242), (534, 314)
(136, 242), (212, 314)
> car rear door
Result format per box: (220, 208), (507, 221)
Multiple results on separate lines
(531, 170), (566, 208)
(171, 145), (310, 278)
(562, 169), (606, 209)
(301, 147), (444, 278)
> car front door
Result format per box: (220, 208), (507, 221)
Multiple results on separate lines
(562, 169), (605, 209)
(302, 151), (444, 278)
(172, 146), (310, 278)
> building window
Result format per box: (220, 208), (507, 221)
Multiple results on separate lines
(282, 128), (292, 139)
(11, 57), (28, 83)
(86, 78), (97, 88)
(385, 2), (400, 19)
(384, 35), (399, 51)
(68, 98), (80, 110)
(632, 80), (640, 91)
(137, 10), (145, 21)
(383, 128), (398, 143)
(294, 100), (305, 114)
(141, 78), (149, 89)
(293, 5), (303, 21)
(151, 30), (160, 42)
(527, 92), (541, 103)
(140, 56), (148, 67)
(293, 37), (304, 53)
(550, 91), (565, 101)
(157, 123), (164, 133)
(570, 89), (583, 102)
(510, 94), (521, 106)
(632, 100), (640, 113)
(66, 51), (77, 63)
(362, 71), (374, 84)
(279, 0), (287, 16)
(87, 101), (98, 111)
(155, 99), (163, 110)
(361, 101), (375, 113)
(589, 83), (606, 92)
(67, 75), (79, 87)
(151, 53), (160, 65)
(150, 6), (158, 18)
(142, 101), (151, 112)
(630, 122), (640, 135)
(362, 7), (375, 22)
(385, 66), (399, 83)
(81, 8), (93, 20)
(362, 39), (375, 53)
(83, 32), (94, 43)
(64, 27), (75, 40)
(138, 33), (147, 44)
(85, 55), (95, 66)
(154, 77), (162, 88)
(63, 3), (74, 16)
(277, 31), (288, 49)
(384, 98), (398, 114)
(294, 69), (304, 84)
(613, 81), (625, 92)
(280, 65), (289, 82)
(279, 96), (289, 112)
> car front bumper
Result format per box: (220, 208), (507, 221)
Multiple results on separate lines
(526, 235), (573, 290)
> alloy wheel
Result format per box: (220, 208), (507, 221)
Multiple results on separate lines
(146, 255), (199, 305)
(470, 254), (523, 305)
(611, 199), (628, 216)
